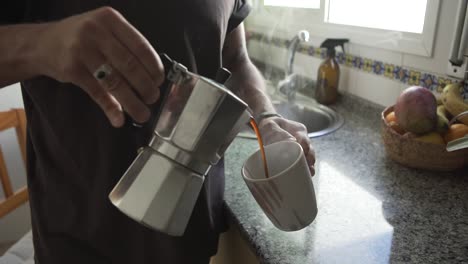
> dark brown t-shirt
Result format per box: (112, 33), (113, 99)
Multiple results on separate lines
(1, 1), (250, 263)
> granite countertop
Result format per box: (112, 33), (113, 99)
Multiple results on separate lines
(223, 94), (468, 264)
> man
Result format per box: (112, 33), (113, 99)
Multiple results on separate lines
(0, 1), (315, 263)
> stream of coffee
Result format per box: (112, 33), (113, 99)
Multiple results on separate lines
(249, 118), (270, 178)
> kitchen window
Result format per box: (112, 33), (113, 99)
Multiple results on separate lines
(264, 0), (320, 9)
(326, 0), (427, 34)
(247, 0), (440, 57)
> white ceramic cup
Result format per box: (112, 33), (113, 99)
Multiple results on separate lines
(242, 140), (317, 231)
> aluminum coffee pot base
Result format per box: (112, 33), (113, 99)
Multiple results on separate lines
(109, 147), (205, 236)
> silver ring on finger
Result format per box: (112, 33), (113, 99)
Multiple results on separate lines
(93, 63), (113, 81)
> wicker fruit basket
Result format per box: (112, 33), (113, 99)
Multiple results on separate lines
(381, 106), (468, 171)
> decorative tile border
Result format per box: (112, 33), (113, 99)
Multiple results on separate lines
(247, 31), (468, 99)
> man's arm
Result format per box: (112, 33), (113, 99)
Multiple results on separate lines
(222, 24), (316, 171)
(0, 7), (165, 127)
(222, 25), (274, 116)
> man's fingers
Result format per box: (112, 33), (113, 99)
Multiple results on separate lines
(259, 118), (316, 176)
(309, 165), (316, 177)
(293, 132), (309, 150)
(99, 36), (161, 104)
(309, 144), (316, 164)
(98, 7), (165, 87)
(263, 117), (316, 166)
(96, 68), (150, 123)
(305, 148), (316, 166)
(259, 120), (295, 145)
(82, 12), (161, 104)
(73, 66), (124, 127)
(279, 120), (315, 160)
(277, 118), (307, 133)
(81, 49), (151, 123)
(295, 134), (315, 166)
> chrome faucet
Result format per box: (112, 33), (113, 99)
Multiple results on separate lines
(278, 30), (310, 101)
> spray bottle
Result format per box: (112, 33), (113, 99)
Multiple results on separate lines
(315, 38), (349, 105)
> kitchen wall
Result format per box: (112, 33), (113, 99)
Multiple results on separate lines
(0, 83), (31, 243)
(244, 0), (463, 107)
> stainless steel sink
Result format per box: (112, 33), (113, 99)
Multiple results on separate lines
(238, 92), (344, 139)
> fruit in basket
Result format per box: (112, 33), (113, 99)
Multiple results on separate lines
(402, 131), (416, 139)
(414, 132), (445, 145)
(437, 105), (450, 120)
(388, 121), (406, 135)
(441, 83), (468, 125)
(435, 114), (449, 133)
(385, 111), (397, 123)
(444, 123), (468, 143)
(436, 105), (450, 133)
(395, 86), (437, 134)
(385, 111), (406, 134)
(381, 106), (468, 171)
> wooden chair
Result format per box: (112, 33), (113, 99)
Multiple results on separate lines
(0, 108), (28, 218)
